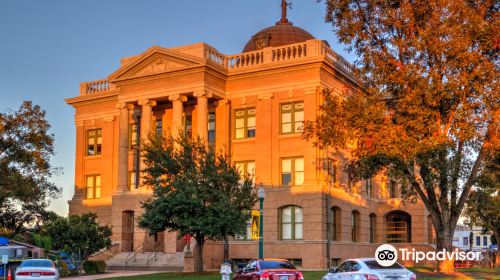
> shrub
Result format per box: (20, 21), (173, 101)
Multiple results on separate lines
(57, 260), (70, 277)
(82, 260), (106, 274)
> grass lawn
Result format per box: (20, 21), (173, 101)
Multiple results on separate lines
(102, 268), (500, 280)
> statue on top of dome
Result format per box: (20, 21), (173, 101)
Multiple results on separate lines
(280, 0), (292, 24)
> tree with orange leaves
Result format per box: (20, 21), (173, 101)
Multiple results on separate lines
(305, 0), (498, 271)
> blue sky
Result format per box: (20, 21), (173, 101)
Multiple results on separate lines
(0, 0), (355, 215)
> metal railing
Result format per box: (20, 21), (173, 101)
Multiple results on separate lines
(125, 242), (144, 267)
(146, 244), (162, 269)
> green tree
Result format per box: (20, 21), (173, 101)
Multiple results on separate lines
(0, 101), (61, 238)
(139, 133), (257, 272)
(305, 0), (498, 271)
(45, 213), (111, 272)
(464, 150), (499, 265)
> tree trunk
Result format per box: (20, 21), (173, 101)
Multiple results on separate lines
(435, 229), (454, 273)
(194, 237), (204, 272)
(223, 235), (229, 261)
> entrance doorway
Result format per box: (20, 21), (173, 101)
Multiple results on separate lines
(386, 210), (412, 243)
(122, 210), (135, 252)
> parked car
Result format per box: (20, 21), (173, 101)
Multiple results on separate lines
(15, 259), (59, 280)
(322, 258), (416, 280)
(233, 259), (304, 280)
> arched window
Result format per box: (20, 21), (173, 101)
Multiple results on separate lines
(369, 213), (377, 243)
(330, 206), (342, 241)
(386, 211), (412, 243)
(280, 206), (303, 240)
(351, 210), (360, 242)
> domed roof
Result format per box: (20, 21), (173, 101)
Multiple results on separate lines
(242, 22), (315, 53)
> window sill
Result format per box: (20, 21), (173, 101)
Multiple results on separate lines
(84, 155), (102, 159)
(278, 133), (303, 139)
(232, 138), (256, 144)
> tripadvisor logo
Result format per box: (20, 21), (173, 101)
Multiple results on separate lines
(375, 244), (482, 266)
(375, 244), (398, 267)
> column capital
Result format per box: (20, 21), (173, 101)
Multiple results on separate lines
(138, 99), (157, 107)
(127, 104), (136, 110)
(193, 89), (213, 98)
(116, 102), (128, 110)
(168, 94), (188, 102)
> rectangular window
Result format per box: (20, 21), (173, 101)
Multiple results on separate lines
(280, 102), (304, 134)
(476, 236), (481, 246)
(347, 176), (353, 192)
(86, 175), (101, 199)
(184, 115), (192, 138)
(234, 108), (256, 139)
(365, 178), (374, 198)
(129, 171), (136, 190)
(327, 158), (337, 186)
(483, 236), (488, 246)
(129, 124), (137, 150)
(155, 119), (162, 136)
(281, 157), (304, 186)
(235, 161), (256, 185)
(86, 129), (102, 155)
(389, 180), (397, 198)
(463, 237), (469, 246)
(208, 111), (216, 145)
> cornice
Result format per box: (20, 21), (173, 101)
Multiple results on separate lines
(65, 91), (119, 106)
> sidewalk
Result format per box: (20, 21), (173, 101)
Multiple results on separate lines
(68, 270), (161, 279)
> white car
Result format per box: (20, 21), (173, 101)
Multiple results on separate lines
(322, 258), (416, 280)
(15, 259), (59, 280)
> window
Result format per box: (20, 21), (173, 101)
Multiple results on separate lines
(208, 111), (216, 145)
(365, 178), (374, 197)
(483, 236), (488, 246)
(280, 206), (303, 240)
(184, 115), (192, 138)
(129, 124), (138, 150)
(386, 211), (412, 243)
(331, 258), (341, 267)
(86, 175), (101, 199)
(280, 102), (304, 134)
(288, 259), (302, 269)
(86, 129), (102, 155)
(129, 171), (136, 190)
(235, 108), (256, 139)
(347, 176), (353, 192)
(155, 119), (162, 136)
(369, 214), (377, 243)
(476, 236), (481, 246)
(463, 237), (469, 246)
(235, 161), (256, 185)
(389, 180), (397, 199)
(281, 157), (304, 186)
(327, 158), (337, 186)
(331, 207), (341, 241)
(351, 211), (360, 242)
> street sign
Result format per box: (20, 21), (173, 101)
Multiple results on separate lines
(251, 210), (260, 240)
(1, 255), (7, 264)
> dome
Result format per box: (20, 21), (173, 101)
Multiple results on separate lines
(242, 22), (315, 53)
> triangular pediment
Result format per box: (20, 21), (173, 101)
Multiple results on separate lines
(109, 46), (202, 82)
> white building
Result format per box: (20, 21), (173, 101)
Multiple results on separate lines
(453, 225), (493, 251)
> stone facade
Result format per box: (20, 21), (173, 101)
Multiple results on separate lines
(66, 15), (436, 270)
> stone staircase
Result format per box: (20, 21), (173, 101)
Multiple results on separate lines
(107, 251), (184, 271)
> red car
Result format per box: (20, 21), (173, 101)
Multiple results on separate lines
(233, 259), (304, 280)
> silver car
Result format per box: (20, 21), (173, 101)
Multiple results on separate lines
(322, 258), (416, 280)
(15, 259), (59, 280)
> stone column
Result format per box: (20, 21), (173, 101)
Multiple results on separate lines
(115, 102), (130, 194)
(138, 99), (156, 186)
(169, 94), (187, 137)
(194, 90), (212, 141)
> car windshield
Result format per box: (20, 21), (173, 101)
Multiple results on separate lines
(21, 260), (53, 268)
(260, 261), (296, 270)
(364, 260), (404, 269)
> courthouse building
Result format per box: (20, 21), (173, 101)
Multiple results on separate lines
(66, 3), (435, 270)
